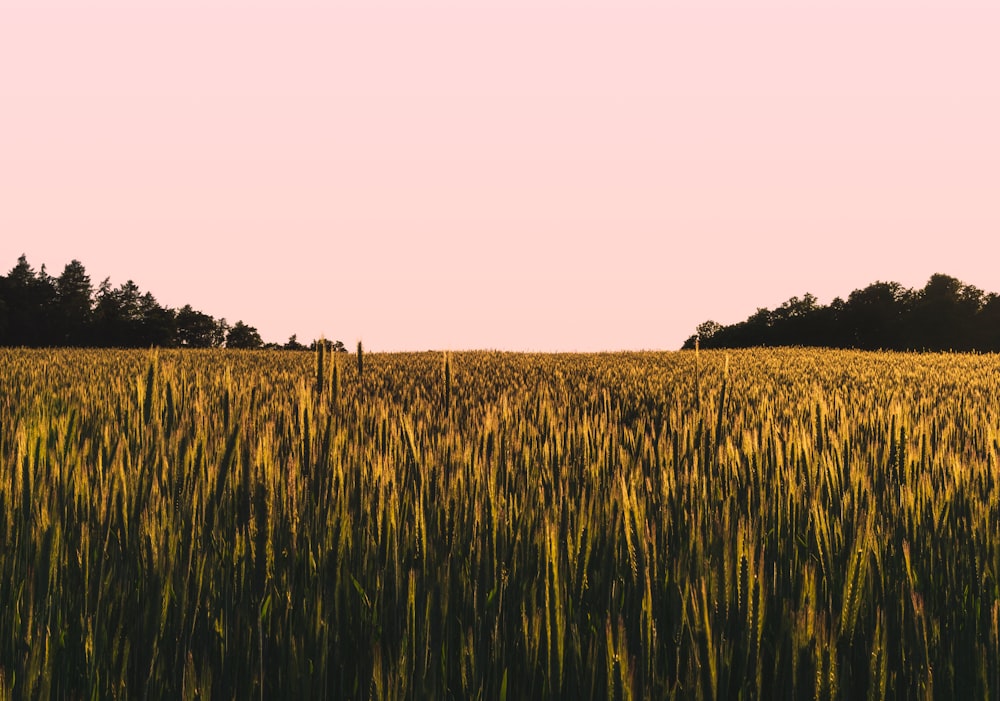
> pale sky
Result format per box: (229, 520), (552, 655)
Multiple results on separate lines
(2, 0), (998, 350)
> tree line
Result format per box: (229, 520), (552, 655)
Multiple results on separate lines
(0, 254), (343, 350)
(684, 273), (1000, 352)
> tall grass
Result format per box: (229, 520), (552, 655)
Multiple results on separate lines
(0, 347), (998, 698)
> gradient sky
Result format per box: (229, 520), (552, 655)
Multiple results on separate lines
(2, 0), (998, 351)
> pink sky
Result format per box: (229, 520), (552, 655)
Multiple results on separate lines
(2, 0), (998, 350)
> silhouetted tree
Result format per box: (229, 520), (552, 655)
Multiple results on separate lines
(36, 265), (58, 342)
(93, 278), (132, 346)
(0, 257), (32, 344)
(54, 260), (93, 345)
(2, 255), (57, 346)
(30, 264), (223, 348)
(176, 305), (221, 347)
(215, 318), (231, 347)
(136, 293), (177, 347)
(697, 320), (723, 341)
(908, 274), (963, 350)
(978, 294), (1000, 351)
(226, 321), (263, 349)
(842, 281), (911, 350)
(684, 274), (1000, 353)
(284, 334), (307, 350)
(0, 253), (371, 349)
(908, 274), (986, 351)
(309, 338), (348, 352)
(726, 307), (774, 347)
(0, 295), (7, 342)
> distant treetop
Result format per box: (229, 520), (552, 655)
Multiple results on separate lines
(684, 274), (1000, 352)
(0, 254), (330, 349)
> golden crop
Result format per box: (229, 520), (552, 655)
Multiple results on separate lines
(1, 347), (998, 699)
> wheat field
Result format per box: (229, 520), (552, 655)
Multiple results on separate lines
(1, 347), (998, 699)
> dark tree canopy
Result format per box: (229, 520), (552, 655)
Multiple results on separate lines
(284, 334), (306, 351)
(54, 260), (93, 345)
(0, 254), (318, 349)
(176, 305), (225, 348)
(310, 338), (349, 353)
(226, 321), (263, 350)
(684, 274), (1000, 353)
(3, 255), (54, 346)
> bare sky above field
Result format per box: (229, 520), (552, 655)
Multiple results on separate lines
(2, 0), (998, 351)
